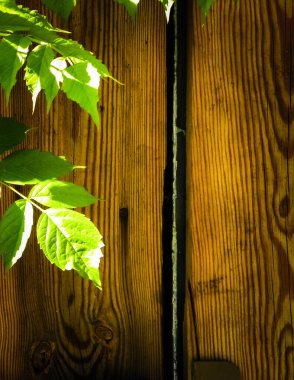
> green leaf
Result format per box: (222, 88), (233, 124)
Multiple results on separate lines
(41, 0), (76, 20)
(24, 45), (58, 111)
(158, 0), (174, 21)
(37, 208), (103, 288)
(0, 199), (33, 270)
(50, 57), (67, 85)
(0, 4), (66, 37)
(0, 117), (28, 154)
(114, 0), (140, 21)
(0, 150), (76, 185)
(52, 38), (111, 79)
(196, 0), (217, 16)
(0, 34), (31, 100)
(0, 0), (16, 6)
(62, 62), (100, 126)
(29, 180), (97, 209)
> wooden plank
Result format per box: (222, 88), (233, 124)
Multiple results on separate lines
(186, 0), (293, 379)
(0, 1), (166, 378)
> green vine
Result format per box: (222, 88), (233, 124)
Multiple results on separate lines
(0, 117), (103, 288)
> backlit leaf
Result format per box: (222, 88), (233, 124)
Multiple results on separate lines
(53, 38), (111, 78)
(25, 45), (58, 111)
(29, 180), (97, 208)
(41, 0), (76, 20)
(0, 3), (66, 35)
(0, 117), (28, 154)
(114, 0), (140, 21)
(158, 0), (174, 21)
(49, 57), (67, 85)
(37, 208), (103, 288)
(0, 34), (31, 100)
(0, 199), (33, 270)
(0, 150), (76, 185)
(0, 3), (112, 123)
(62, 62), (100, 126)
(0, 1), (115, 124)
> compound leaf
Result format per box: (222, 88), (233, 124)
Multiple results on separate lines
(0, 150), (76, 185)
(41, 0), (76, 20)
(0, 199), (33, 270)
(0, 34), (31, 100)
(29, 180), (97, 209)
(0, 117), (28, 154)
(0, 5), (64, 48)
(0, 0), (116, 124)
(25, 44), (58, 111)
(0, 4), (112, 123)
(37, 208), (103, 288)
(62, 62), (100, 126)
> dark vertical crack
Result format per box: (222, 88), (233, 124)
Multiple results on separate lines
(162, 7), (175, 380)
(162, 2), (187, 380)
(173, 2), (187, 380)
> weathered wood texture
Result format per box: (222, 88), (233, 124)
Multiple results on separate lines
(0, 1), (166, 379)
(186, 0), (293, 379)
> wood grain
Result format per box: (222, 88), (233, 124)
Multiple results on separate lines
(186, 0), (293, 379)
(0, 1), (166, 378)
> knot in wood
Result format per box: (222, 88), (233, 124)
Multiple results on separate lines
(31, 340), (54, 373)
(94, 325), (113, 343)
(119, 207), (129, 220)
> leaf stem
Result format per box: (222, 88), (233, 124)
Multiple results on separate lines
(27, 36), (46, 45)
(26, 37), (65, 57)
(0, 181), (44, 212)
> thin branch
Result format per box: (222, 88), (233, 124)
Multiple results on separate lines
(0, 181), (44, 212)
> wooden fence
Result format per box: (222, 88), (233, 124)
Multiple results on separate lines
(0, 0), (292, 379)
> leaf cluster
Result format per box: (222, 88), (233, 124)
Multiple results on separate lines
(0, 0), (112, 126)
(0, 117), (103, 288)
(0, 0), (239, 289)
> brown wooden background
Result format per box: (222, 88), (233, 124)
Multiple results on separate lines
(0, 0), (293, 379)
(186, 0), (293, 379)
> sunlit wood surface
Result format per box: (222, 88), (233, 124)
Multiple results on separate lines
(0, 1), (166, 378)
(186, 0), (293, 379)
